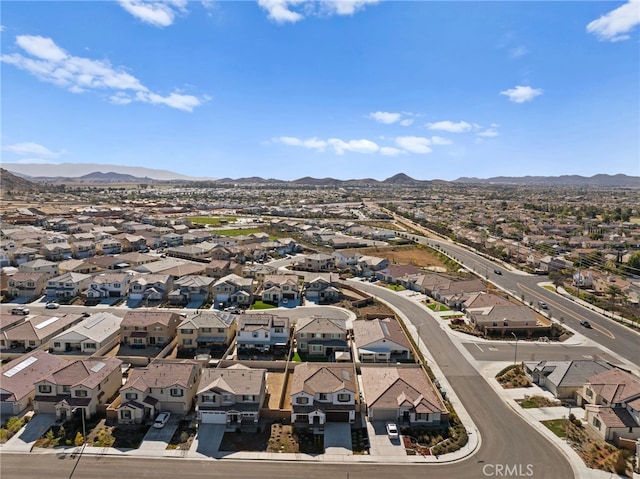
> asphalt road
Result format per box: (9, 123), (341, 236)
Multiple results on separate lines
(461, 342), (612, 363)
(350, 282), (574, 479)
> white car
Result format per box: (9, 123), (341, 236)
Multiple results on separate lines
(45, 302), (60, 309)
(386, 422), (399, 439)
(153, 412), (171, 428)
(10, 306), (30, 315)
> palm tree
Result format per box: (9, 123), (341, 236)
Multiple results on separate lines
(605, 284), (625, 314)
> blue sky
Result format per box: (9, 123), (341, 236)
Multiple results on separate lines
(1, 0), (639, 181)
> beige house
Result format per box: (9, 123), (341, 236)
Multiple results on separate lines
(7, 271), (48, 299)
(0, 313), (86, 352)
(116, 360), (202, 424)
(33, 357), (122, 420)
(120, 311), (181, 348)
(294, 317), (349, 359)
(261, 274), (300, 305)
(352, 317), (412, 363)
(177, 310), (236, 354)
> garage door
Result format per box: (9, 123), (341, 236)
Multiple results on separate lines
(326, 411), (350, 422)
(200, 411), (227, 424)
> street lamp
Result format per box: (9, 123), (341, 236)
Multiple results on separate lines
(511, 332), (518, 366)
(73, 407), (86, 449)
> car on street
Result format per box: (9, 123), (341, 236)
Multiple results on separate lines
(10, 306), (30, 315)
(580, 320), (592, 328)
(493, 269), (502, 275)
(386, 422), (399, 439)
(538, 301), (548, 309)
(153, 412), (171, 428)
(45, 302), (60, 309)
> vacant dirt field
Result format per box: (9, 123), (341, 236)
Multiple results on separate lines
(265, 372), (291, 410)
(356, 245), (449, 271)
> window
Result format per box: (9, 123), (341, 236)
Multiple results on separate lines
(125, 392), (138, 400)
(586, 388), (593, 398)
(85, 343), (96, 349)
(121, 410), (132, 419)
(337, 393), (350, 402)
(299, 342), (307, 350)
(416, 413), (428, 421)
(311, 345), (323, 352)
(593, 417), (601, 428)
(222, 394), (232, 403)
(331, 333), (341, 339)
(243, 395), (255, 402)
(38, 385), (52, 393)
(299, 333), (306, 339)
(54, 342), (61, 348)
(201, 327), (211, 333)
(75, 390), (88, 397)
(274, 327), (283, 333)
(319, 393), (328, 401)
(183, 339), (192, 345)
(29, 341), (36, 346)
(252, 331), (259, 338)
(62, 385), (70, 393)
(296, 414), (309, 423)
(202, 395), (215, 403)
(123, 326), (130, 331)
(170, 388), (184, 397)
(154, 326), (163, 331)
(296, 397), (309, 405)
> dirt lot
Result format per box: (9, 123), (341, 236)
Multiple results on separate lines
(356, 245), (449, 271)
(265, 372), (291, 410)
(220, 422), (322, 454)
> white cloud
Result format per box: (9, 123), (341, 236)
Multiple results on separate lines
(258, 0), (378, 23)
(500, 85), (543, 103)
(380, 146), (404, 156)
(477, 128), (499, 138)
(368, 111), (401, 124)
(426, 120), (472, 133)
(0, 25), (5, 32)
(6, 158), (59, 165)
(509, 46), (528, 59)
(119, 0), (188, 28)
(1, 35), (206, 112)
(3, 142), (63, 158)
(430, 136), (452, 145)
(328, 138), (379, 155)
(395, 136), (432, 154)
(275, 136), (327, 151)
(587, 0), (640, 42)
(399, 118), (414, 127)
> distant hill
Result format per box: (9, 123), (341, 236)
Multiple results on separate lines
(454, 174), (640, 187)
(0, 168), (42, 193)
(78, 171), (155, 182)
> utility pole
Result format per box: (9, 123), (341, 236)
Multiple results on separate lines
(511, 332), (518, 366)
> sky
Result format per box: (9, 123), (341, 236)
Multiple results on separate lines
(1, 0), (639, 181)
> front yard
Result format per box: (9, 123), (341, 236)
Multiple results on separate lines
(34, 416), (147, 449)
(495, 364), (532, 389)
(219, 422), (323, 454)
(517, 395), (560, 408)
(166, 419), (197, 450)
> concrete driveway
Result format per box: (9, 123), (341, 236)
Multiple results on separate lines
(2, 413), (56, 452)
(366, 421), (406, 457)
(137, 416), (179, 452)
(323, 423), (352, 455)
(190, 424), (225, 456)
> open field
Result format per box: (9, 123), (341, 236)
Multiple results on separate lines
(356, 245), (449, 271)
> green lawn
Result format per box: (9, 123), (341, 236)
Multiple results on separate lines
(387, 284), (405, 291)
(186, 216), (236, 225)
(250, 301), (277, 310)
(541, 419), (568, 438)
(519, 396), (560, 409)
(427, 303), (451, 312)
(291, 352), (302, 362)
(543, 285), (556, 292)
(215, 228), (263, 237)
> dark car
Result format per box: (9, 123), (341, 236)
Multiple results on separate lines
(580, 320), (592, 328)
(538, 301), (548, 309)
(494, 269), (502, 275)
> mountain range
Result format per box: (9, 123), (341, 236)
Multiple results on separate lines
(3, 163), (639, 187)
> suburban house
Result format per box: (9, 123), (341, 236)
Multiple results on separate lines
(58, 259), (98, 275)
(294, 317), (349, 359)
(128, 274), (174, 302)
(33, 357), (122, 420)
(205, 260), (234, 279)
(523, 360), (613, 400)
(291, 363), (358, 428)
(120, 311), (181, 349)
(177, 310), (236, 355)
(49, 312), (123, 354)
(468, 304), (551, 337)
(44, 272), (93, 298)
(296, 253), (336, 272)
(0, 350), (69, 416)
(7, 271), (48, 299)
(112, 233), (147, 252)
(40, 242), (73, 261)
(581, 368), (640, 442)
(355, 255), (389, 277)
(236, 313), (290, 354)
(261, 274), (301, 306)
(431, 278), (487, 309)
(212, 273), (254, 308)
(116, 360), (202, 424)
(304, 275), (341, 304)
(0, 313), (86, 352)
(196, 364), (267, 427)
(8, 246), (38, 266)
(96, 237), (122, 255)
(18, 259), (59, 278)
(70, 240), (97, 259)
(352, 317), (413, 363)
(168, 275), (215, 305)
(360, 366), (448, 426)
(332, 249), (363, 269)
(85, 272), (133, 299)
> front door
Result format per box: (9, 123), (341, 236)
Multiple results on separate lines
(60, 409), (67, 421)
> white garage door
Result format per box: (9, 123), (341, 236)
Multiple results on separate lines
(200, 411), (227, 424)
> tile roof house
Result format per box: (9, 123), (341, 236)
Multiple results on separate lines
(120, 311), (181, 349)
(291, 363), (358, 428)
(304, 275), (341, 304)
(85, 272), (133, 299)
(0, 313), (86, 352)
(49, 312), (123, 354)
(44, 272), (93, 299)
(236, 313), (290, 354)
(128, 274), (174, 302)
(0, 350), (69, 416)
(177, 310), (236, 355)
(352, 317), (412, 362)
(116, 360), (202, 424)
(360, 366), (448, 426)
(196, 364), (267, 427)
(169, 275), (215, 305)
(213, 273), (254, 308)
(523, 360), (613, 400)
(18, 259), (59, 278)
(469, 304), (551, 337)
(33, 357), (122, 420)
(261, 274), (301, 306)
(7, 271), (49, 299)
(294, 317), (349, 359)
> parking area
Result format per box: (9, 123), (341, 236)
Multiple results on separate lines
(365, 421), (406, 457)
(137, 415), (180, 451)
(1, 413), (57, 452)
(189, 424), (225, 456)
(323, 423), (352, 455)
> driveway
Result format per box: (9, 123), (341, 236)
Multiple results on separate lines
(366, 421), (406, 457)
(323, 423), (352, 455)
(137, 416), (179, 452)
(190, 424), (225, 456)
(2, 413), (57, 452)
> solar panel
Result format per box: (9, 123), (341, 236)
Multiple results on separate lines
(90, 361), (106, 373)
(84, 314), (107, 329)
(341, 370), (350, 380)
(3, 356), (38, 377)
(35, 316), (60, 329)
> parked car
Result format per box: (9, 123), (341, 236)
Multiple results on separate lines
(386, 422), (399, 439)
(153, 412), (171, 428)
(45, 302), (60, 309)
(580, 320), (592, 328)
(538, 301), (548, 309)
(493, 269), (502, 275)
(10, 306), (30, 315)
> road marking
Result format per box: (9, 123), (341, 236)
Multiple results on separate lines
(474, 343), (484, 352)
(488, 347), (499, 351)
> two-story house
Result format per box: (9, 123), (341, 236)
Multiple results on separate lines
(169, 275), (215, 305)
(236, 314), (290, 354)
(296, 253), (335, 272)
(261, 274), (300, 306)
(196, 364), (267, 427)
(177, 310), (236, 355)
(44, 272), (93, 298)
(120, 311), (181, 348)
(18, 259), (59, 278)
(116, 360), (201, 424)
(304, 275), (341, 303)
(70, 240), (97, 259)
(40, 242), (73, 262)
(85, 272), (133, 299)
(213, 273), (254, 309)
(7, 272), (48, 299)
(294, 317), (349, 359)
(33, 357), (122, 420)
(128, 274), (174, 302)
(291, 363), (358, 429)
